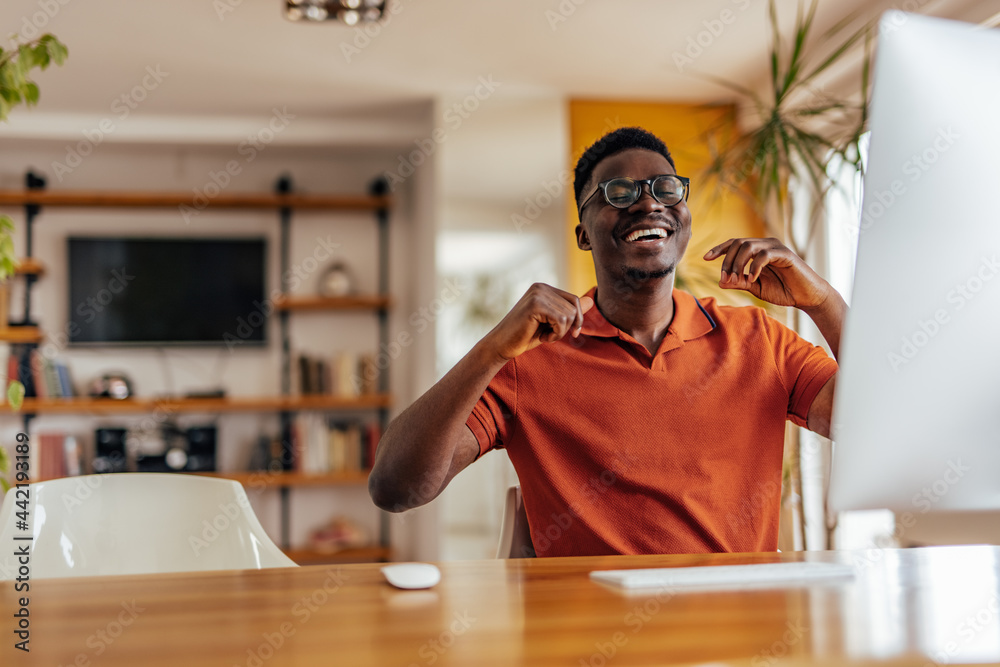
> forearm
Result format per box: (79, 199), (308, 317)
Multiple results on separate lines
(801, 287), (848, 360)
(368, 339), (508, 511)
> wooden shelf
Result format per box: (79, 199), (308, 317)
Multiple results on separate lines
(3, 176), (395, 563)
(0, 189), (390, 211)
(284, 546), (391, 565)
(275, 295), (391, 311)
(0, 326), (43, 343)
(5, 394), (392, 415)
(14, 258), (45, 276)
(198, 470), (370, 489)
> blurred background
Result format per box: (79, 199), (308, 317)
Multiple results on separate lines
(0, 0), (995, 563)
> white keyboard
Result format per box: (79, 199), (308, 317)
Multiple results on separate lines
(590, 561), (855, 590)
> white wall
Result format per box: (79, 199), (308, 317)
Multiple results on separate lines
(0, 117), (442, 560)
(433, 94), (568, 559)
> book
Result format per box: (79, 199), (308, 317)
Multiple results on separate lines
(316, 359), (329, 395)
(0, 342), (10, 386)
(29, 349), (47, 399)
(43, 356), (61, 398)
(290, 415), (378, 473)
(298, 355), (312, 395)
(63, 436), (82, 476)
(328, 423), (345, 472)
(37, 432), (67, 480)
(55, 361), (74, 397)
(345, 423), (362, 472)
(358, 354), (377, 395)
(5, 345), (17, 386)
(333, 352), (359, 397)
(363, 421), (381, 470)
(12, 344), (35, 398)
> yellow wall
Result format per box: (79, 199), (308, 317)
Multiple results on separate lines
(567, 100), (765, 301)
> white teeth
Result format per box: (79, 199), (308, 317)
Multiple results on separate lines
(624, 228), (668, 242)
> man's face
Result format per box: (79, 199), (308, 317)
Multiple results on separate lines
(576, 148), (692, 287)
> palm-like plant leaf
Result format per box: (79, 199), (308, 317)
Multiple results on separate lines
(698, 0), (873, 255)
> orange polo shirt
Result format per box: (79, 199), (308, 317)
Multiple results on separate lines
(465, 287), (838, 557)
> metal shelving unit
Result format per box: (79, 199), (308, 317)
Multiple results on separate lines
(0, 172), (394, 563)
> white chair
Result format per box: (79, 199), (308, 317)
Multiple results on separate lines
(495, 485), (535, 558)
(0, 473), (296, 579)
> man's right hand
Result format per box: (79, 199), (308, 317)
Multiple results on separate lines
(369, 283), (593, 513)
(482, 283), (595, 363)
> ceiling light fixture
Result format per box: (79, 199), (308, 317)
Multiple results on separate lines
(284, 0), (386, 24)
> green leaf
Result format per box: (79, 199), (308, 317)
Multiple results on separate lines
(32, 43), (51, 69)
(17, 44), (36, 70)
(0, 33), (68, 122)
(859, 31), (873, 127)
(781, 1), (818, 100)
(24, 81), (39, 106)
(821, 9), (870, 43)
(689, 70), (763, 106)
(793, 102), (848, 117)
(785, 129), (828, 194)
(44, 35), (69, 66)
(0, 86), (21, 105)
(7, 380), (25, 411)
(799, 23), (870, 88)
(768, 0), (782, 91)
(692, 0), (869, 249)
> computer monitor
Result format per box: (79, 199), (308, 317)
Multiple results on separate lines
(829, 12), (1000, 513)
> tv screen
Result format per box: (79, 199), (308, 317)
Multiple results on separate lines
(68, 237), (267, 346)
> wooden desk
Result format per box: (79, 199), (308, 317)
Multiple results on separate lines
(3, 546), (999, 666)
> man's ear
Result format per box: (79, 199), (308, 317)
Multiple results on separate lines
(576, 223), (592, 251)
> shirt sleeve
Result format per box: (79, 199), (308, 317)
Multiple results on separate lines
(760, 311), (839, 428)
(465, 358), (518, 457)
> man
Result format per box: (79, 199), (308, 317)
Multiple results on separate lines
(369, 127), (846, 556)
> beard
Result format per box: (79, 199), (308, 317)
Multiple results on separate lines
(621, 262), (676, 286)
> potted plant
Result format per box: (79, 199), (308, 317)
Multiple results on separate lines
(0, 33), (68, 417)
(695, 0), (873, 548)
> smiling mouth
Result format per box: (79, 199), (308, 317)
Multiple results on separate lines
(622, 228), (672, 243)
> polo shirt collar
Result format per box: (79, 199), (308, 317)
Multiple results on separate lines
(578, 286), (716, 342)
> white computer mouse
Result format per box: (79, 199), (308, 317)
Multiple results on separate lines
(381, 563), (441, 590)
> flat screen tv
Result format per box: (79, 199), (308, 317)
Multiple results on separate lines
(68, 237), (267, 346)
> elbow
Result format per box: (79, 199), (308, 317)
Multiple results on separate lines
(368, 464), (445, 513)
(368, 469), (411, 513)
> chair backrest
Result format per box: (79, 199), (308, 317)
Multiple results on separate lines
(0, 473), (296, 579)
(495, 485), (535, 558)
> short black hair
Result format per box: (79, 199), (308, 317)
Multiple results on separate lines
(573, 127), (676, 211)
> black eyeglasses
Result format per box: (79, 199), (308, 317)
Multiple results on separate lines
(579, 175), (690, 213)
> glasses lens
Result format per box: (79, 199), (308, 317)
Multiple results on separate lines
(652, 176), (685, 205)
(603, 179), (639, 208)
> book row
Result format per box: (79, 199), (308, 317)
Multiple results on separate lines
(1, 344), (76, 399)
(287, 414), (380, 474)
(295, 351), (379, 397)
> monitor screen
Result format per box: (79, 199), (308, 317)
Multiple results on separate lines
(829, 13), (1000, 512)
(67, 237), (268, 346)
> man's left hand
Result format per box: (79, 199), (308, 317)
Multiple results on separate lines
(703, 237), (831, 309)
